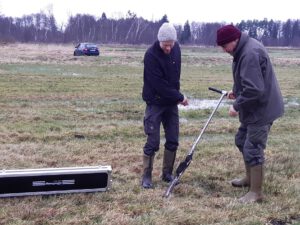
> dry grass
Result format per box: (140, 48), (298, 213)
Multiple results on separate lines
(0, 43), (145, 66)
(0, 43), (299, 225)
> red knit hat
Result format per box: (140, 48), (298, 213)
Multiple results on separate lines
(216, 25), (241, 46)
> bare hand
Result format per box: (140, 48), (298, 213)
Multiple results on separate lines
(180, 96), (189, 106)
(229, 105), (238, 117)
(227, 90), (236, 100)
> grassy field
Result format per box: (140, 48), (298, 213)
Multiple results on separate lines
(0, 43), (299, 225)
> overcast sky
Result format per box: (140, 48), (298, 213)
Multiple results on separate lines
(0, 0), (299, 27)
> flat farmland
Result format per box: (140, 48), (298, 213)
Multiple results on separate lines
(0, 43), (299, 225)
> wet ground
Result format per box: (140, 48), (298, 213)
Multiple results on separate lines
(179, 98), (299, 111)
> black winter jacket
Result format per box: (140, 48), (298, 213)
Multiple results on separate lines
(232, 33), (284, 125)
(142, 41), (184, 105)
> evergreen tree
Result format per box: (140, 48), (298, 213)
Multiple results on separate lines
(159, 15), (169, 25)
(290, 20), (300, 46)
(180, 20), (191, 44)
(282, 19), (292, 46)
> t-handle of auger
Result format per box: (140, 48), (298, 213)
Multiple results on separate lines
(208, 87), (228, 96)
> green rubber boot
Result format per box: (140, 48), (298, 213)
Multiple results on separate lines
(231, 164), (250, 187)
(141, 154), (154, 189)
(162, 149), (176, 183)
(239, 164), (264, 203)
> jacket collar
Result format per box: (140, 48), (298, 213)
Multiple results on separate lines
(233, 33), (249, 60)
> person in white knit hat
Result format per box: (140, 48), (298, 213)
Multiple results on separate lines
(141, 22), (188, 189)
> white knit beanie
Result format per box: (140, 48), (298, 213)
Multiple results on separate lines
(157, 23), (177, 42)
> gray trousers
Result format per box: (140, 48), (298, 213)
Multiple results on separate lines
(143, 104), (179, 156)
(235, 123), (272, 167)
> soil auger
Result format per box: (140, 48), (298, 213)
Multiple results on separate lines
(163, 87), (227, 198)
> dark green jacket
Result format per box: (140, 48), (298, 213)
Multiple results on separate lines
(232, 33), (284, 125)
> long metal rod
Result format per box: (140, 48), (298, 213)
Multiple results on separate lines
(188, 91), (227, 156)
(163, 88), (227, 198)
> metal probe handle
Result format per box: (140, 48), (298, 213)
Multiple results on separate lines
(208, 87), (228, 95)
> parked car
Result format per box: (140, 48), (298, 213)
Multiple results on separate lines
(74, 43), (100, 56)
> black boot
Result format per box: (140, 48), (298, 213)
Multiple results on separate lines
(162, 149), (176, 183)
(141, 154), (154, 189)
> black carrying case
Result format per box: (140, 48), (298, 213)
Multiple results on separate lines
(0, 166), (112, 197)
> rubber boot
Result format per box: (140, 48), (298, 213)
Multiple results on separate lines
(141, 154), (154, 189)
(239, 164), (264, 203)
(162, 149), (176, 183)
(231, 164), (250, 187)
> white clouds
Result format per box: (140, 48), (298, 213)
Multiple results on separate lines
(0, 0), (299, 26)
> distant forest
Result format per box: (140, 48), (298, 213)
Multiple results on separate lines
(0, 11), (299, 46)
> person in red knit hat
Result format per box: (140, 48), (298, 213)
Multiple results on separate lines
(216, 25), (284, 203)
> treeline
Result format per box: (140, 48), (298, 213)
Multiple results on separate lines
(0, 11), (299, 46)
